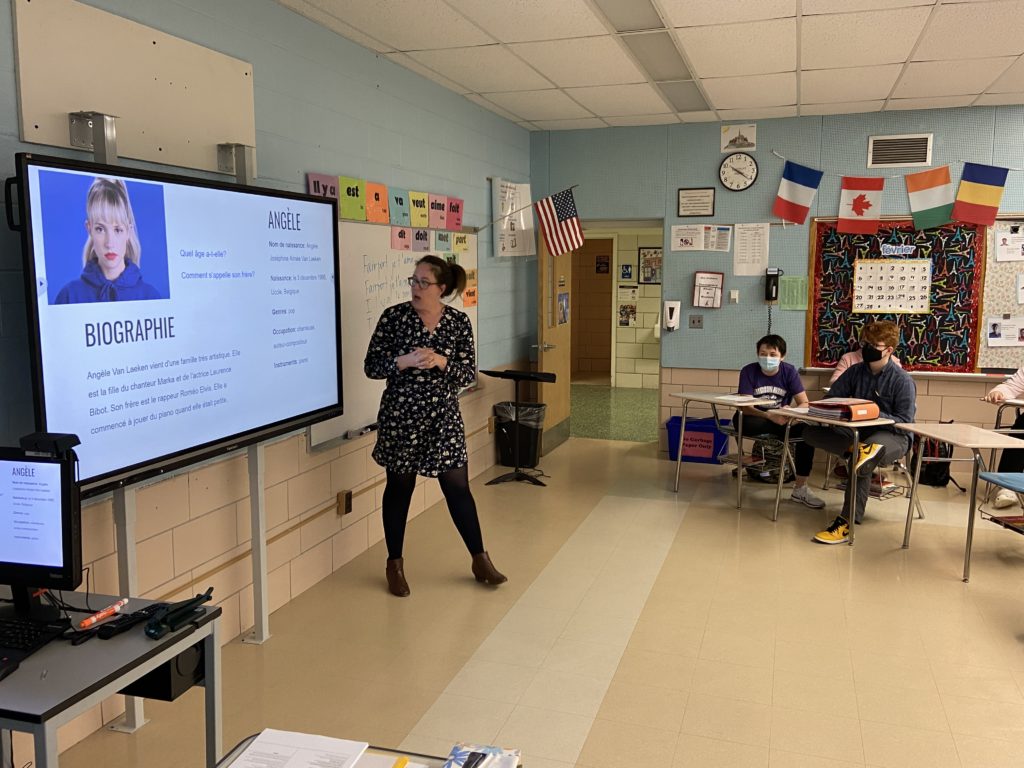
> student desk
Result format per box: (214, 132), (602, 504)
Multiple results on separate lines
(896, 422), (1024, 582)
(669, 392), (775, 507)
(774, 407), (894, 544)
(0, 594), (222, 768)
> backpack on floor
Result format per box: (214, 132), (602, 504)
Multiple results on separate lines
(912, 422), (966, 492)
(746, 438), (795, 484)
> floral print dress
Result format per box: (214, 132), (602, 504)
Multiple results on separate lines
(364, 302), (476, 475)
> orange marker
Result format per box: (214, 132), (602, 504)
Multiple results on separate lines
(78, 598), (128, 629)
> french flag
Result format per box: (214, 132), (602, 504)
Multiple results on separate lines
(772, 161), (824, 225)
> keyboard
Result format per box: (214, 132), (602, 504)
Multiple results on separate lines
(0, 615), (67, 679)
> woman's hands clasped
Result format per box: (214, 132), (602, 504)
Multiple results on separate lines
(397, 347), (448, 371)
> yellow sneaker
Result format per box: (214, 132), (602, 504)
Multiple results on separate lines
(854, 443), (883, 472)
(814, 516), (850, 544)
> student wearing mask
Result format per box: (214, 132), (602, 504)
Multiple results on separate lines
(735, 334), (823, 508)
(804, 321), (916, 544)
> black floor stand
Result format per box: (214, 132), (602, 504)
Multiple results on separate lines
(482, 369), (555, 486)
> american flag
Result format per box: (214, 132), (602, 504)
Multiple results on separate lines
(534, 188), (584, 257)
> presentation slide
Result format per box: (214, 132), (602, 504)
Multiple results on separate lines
(0, 459), (63, 567)
(23, 163), (340, 484)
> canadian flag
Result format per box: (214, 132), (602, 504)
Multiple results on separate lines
(837, 176), (885, 234)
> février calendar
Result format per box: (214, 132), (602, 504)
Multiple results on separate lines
(852, 259), (931, 314)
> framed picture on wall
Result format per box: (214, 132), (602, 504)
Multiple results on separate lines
(677, 187), (715, 217)
(638, 247), (662, 284)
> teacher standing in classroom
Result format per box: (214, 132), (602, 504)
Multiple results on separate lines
(365, 255), (506, 597)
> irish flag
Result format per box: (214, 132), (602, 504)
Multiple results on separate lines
(905, 166), (954, 231)
(952, 162), (1008, 226)
(837, 176), (884, 234)
(773, 161), (824, 225)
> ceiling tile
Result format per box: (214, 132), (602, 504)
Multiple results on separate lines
(914, 1), (1024, 61)
(386, 53), (472, 93)
(986, 56), (1024, 93)
(306, 0), (493, 50)
(463, 93), (525, 121)
(657, 81), (709, 111)
(565, 83), (672, 116)
(483, 90), (593, 121)
(974, 92), (1024, 106)
(677, 19), (796, 78)
(679, 110), (720, 122)
(885, 95), (975, 110)
(532, 118), (609, 130)
(802, 7), (930, 69)
(407, 46), (552, 92)
(509, 37), (646, 87)
(894, 58), (1016, 98)
(801, 100), (884, 115)
(279, 0), (393, 51)
(803, 0), (934, 13)
(660, 0), (796, 27)
(717, 106), (798, 119)
(446, 0), (609, 42)
(702, 72), (797, 109)
(604, 114), (681, 126)
(621, 31), (691, 81)
(801, 64), (902, 103)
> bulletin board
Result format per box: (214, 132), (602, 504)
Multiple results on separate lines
(808, 219), (985, 373)
(982, 216), (1024, 370)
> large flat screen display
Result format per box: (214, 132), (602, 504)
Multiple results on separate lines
(15, 154), (342, 494)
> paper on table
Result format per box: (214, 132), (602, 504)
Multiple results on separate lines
(231, 729), (368, 768)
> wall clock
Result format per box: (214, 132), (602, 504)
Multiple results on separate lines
(719, 152), (758, 191)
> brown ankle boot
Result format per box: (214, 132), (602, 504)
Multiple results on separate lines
(385, 558), (410, 597)
(471, 552), (507, 586)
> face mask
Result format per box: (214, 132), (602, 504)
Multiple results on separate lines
(861, 344), (885, 364)
(758, 356), (780, 372)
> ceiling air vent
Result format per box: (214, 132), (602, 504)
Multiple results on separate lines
(867, 134), (932, 168)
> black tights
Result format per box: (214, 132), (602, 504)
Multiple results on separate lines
(382, 465), (484, 560)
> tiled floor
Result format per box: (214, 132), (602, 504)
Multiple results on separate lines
(56, 438), (1024, 768)
(570, 384), (659, 442)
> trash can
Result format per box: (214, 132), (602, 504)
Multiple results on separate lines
(494, 401), (546, 468)
(666, 416), (730, 463)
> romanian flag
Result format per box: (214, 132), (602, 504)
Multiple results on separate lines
(905, 166), (954, 231)
(773, 161), (824, 225)
(837, 176), (884, 234)
(952, 162), (1008, 226)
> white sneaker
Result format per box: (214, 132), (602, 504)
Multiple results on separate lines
(791, 485), (826, 509)
(993, 489), (1019, 509)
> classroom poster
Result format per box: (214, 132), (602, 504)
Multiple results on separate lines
(434, 231), (452, 251)
(779, 276), (808, 310)
(365, 182), (390, 224)
(733, 223), (769, 276)
(338, 176), (366, 220)
(389, 188), (411, 226)
(463, 269), (478, 307)
(391, 226), (411, 250)
(453, 233), (470, 253)
(411, 229), (430, 252)
(596, 254), (609, 273)
(703, 225), (732, 252)
(620, 264), (634, 281)
(617, 302), (637, 327)
(428, 194), (447, 229)
(557, 292), (569, 325)
(994, 223), (1024, 262)
(492, 178), (536, 257)
(408, 191), (429, 227)
(987, 316), (1024, 346)
(671, 224), (703, 251)
(639, 247), (662, 284)
(306, 173), (339, 203)
(447, 197), (464, 230)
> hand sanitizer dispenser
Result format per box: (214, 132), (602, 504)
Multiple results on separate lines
(663, 300), (681, 332)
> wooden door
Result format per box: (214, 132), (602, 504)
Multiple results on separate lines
(536, 238), (573, 453)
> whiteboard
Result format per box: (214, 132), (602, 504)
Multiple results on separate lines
(309, 222), (478, 447)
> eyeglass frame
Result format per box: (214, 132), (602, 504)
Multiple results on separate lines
(407, 276), (441, 289)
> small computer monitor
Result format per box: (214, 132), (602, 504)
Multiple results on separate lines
(0, 447), (82, 621)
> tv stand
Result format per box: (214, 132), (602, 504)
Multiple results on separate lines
(481, 369), (556, 486)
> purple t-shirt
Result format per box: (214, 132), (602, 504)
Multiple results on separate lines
(737, 361), (804, 410)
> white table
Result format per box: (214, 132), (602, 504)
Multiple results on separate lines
(897, 422), (1024, 581)
(669, 392), (776, 508)
(774, 407), (895, 544)
(0, 594), (222, 768)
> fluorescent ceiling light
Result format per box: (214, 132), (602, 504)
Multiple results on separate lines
(621, 31), (691, 81)
(657, 81), (708, 111)
(590, 0), (665, 32)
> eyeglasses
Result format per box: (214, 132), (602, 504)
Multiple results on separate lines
(407, 277), (439, 289)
